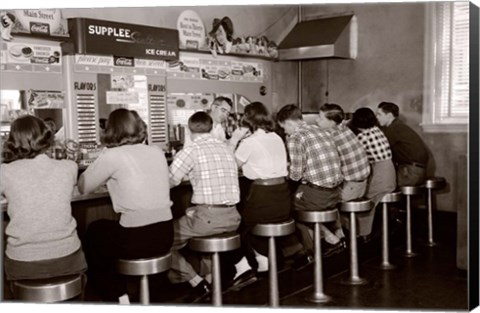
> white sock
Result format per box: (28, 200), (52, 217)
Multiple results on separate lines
(118, 293), (130, 305)
(204, 274), (212, 284)
(234, 257), (252, 279)
(253, 249), (269, 272)
(188, 275), (203, 287)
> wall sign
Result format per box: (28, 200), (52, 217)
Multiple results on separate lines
(177, 10), (206, 50)
(1, 9), (69, 39)
(68, 18), (179, 61)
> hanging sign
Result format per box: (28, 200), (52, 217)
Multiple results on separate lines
(68, 18), (179, 61)
(177, 10), (206, 50)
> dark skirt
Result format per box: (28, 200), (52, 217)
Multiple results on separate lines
(4, 248), (87, 281)
(85, 219), (174, 301)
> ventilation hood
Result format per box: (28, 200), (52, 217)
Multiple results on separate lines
(278, 14), (357, 61)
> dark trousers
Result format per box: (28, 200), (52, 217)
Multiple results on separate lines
(85, 219), (173, 301)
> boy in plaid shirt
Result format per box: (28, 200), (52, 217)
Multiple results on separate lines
(169, 111), (241, 302)
(277, 104), (345, 256)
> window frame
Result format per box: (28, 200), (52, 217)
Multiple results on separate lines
(422, 1), (469, 133)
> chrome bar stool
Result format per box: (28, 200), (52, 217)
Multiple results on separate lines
(189, 232), (241, 306)
(377, 191), (402, 270)
(251, 219), (295, 307)
(400, 185), (425, 258)
(295, 209), (337, 303)
(12, 274), (84, 303)
(339, 199), (372, 285)
(425, 177), (446, 247)
(116, 252), (172, 304)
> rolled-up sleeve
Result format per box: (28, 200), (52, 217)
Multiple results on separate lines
(287, 135), (305, 181)
(169, 149), (194, 187)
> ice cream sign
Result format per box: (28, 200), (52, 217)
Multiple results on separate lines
(177, 10), (206, 50)
(68, 18), (179, 61)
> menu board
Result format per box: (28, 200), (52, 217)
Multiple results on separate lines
(167, 55), (264, 82)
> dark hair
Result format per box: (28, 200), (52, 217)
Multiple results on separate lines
(2, 115), (54, 163)
(378, 102), (399, 117)
(319, 103), (345, 125)
(350, 107), (379, 132)
(213, 96), (233, 109)
(210, 17), (234, 42)
(1, 13), (16, 28)
(276, 104), (303, 124)
(241, 102), (274, 133)
(102, 109), (147, 148)
(188, 111), (213, 134)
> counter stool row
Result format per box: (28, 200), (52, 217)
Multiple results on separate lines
(11, 177), (445, 305)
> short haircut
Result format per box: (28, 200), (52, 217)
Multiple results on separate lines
(213, 96), (233, 109)
(102, 108), (147, 148)
(188, 111), (213, 133)
(351, 107), (378, 129)
(276, 104), (303, 124)
(2, 115), (54, 163)
(378, 102), (399, 117)
(241, 102), (274, 133)
(319, 103), (345, 125)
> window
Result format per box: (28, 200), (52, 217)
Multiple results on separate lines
(422, 1), (470, 133)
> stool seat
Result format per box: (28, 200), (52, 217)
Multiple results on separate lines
(12, 274), (83, 303)
(426, 177), (446, 189)
(400, 185), (425, 195)
(340, 199), (372, 213)
(116, 253), (172, 276)
(295, 209), (337, 223)
(251, 219), (295, 237)
(190, 232), (241, 253)
(380, 191), (403, 203)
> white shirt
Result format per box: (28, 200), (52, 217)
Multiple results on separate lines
(235, 129), (288, 180)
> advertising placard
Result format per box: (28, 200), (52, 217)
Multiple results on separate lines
(69, 18), (179, 61)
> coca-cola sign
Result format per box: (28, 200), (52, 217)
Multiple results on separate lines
(30, 22), (50, 35)
(114, 56), (134, 67)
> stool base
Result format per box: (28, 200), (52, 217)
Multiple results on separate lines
(378, 262), (397, 270)
(425, 241), (439, 247)
(339, 276), (368, 285)
(403, 251), (418, 258)
(306, 292), (331, 303)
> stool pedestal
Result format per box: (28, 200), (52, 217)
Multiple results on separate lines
(425, 177), (446, 247)
(296, 209), (337, 303)
(339, 199), (372, 285)
(189, 232), (241, 307)
(252, 219), (295, 307)
(400, 186), (425, 258)
(377, 191), (402, 270)
(116, 253), (172, 305)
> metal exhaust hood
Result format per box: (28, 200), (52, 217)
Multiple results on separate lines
(278, 14), (358, 61)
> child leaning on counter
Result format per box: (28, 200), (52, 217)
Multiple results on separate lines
(77, 108), (174, 302)
(1, 115), (87, 286)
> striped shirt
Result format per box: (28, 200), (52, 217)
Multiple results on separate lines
(357, 126), (392, 163)
(169, 133), (240, 205)
(329, 124), (371, 182)
(286, 122), (343, 188)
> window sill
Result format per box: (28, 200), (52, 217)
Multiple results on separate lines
(420, 123), (468, 133)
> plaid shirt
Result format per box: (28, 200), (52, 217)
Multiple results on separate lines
(329, 124), (370, 181)
(357, 126), (392, 163)
(169, 134), (240, 205)
(287, 122), (343, 188)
